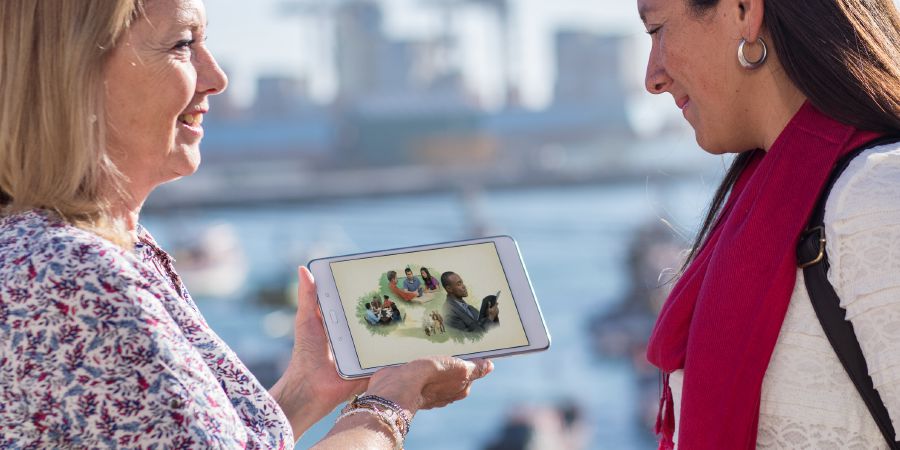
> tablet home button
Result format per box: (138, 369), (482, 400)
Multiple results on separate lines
(329, 310), (338, 323)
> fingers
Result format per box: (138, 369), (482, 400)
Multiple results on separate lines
(370, 356), (495, 411)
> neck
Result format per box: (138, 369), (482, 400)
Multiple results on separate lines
(759, 88), (807, 152)
(110, 183), (151, 242)
(748, 64), (808, 152)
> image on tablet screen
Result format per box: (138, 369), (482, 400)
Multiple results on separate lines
(329, 242), (530, 369)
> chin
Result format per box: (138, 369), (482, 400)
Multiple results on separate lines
(693, 128), (733, 155)
(170, 148), (202, 178)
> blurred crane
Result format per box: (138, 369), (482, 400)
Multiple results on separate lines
(277, 0), (348, 98)
(418, 0), (518, 106)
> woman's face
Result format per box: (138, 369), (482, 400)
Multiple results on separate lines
(104, 0), (227, 195)
(639, 0), (757, 153)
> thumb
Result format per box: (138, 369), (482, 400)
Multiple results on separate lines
(296, 266), (318, 311)
(469, 359), (494, 380)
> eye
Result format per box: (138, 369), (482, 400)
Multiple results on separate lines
(172, 35), (206, 52)
(172, 38), (195, 51)
(646, 25), (663, 36)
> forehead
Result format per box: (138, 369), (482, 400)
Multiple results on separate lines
(141, 0), (206, 32)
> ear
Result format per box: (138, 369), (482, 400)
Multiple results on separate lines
(739, 0), (766, 41)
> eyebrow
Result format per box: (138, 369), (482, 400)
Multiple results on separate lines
(166, 6), (205, 33)
(638, 5), (655, 23)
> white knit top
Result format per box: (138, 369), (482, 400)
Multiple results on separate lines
(670, 142), (900, 449)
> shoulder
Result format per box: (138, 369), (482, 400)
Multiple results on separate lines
(824, 141), (900, 227)
(823, 141), (900, 307)
(0, 210), (163, 317)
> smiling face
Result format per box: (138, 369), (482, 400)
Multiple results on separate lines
(639, 0), (762, 153)
(103, 0), (226, 199)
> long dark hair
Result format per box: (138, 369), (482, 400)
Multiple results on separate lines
(681, 0), (900, 270)
(479, 295), (499, 323)
(420, 267), (435, 286)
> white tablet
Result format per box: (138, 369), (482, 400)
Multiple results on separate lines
(308, 235), (551, 379)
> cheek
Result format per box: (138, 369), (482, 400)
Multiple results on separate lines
(167, 67), (197, 118)
(148, 62), (196, 122)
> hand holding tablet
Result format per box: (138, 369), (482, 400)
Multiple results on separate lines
(309, 236), (551, 378)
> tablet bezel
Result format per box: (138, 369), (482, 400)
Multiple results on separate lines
(308, 235), (551, 379)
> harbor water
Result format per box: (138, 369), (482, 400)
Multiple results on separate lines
(142, 177), (715, 450)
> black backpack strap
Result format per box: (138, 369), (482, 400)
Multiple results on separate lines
(797, 134), (900, 449)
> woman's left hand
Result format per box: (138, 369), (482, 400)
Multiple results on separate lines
(269, 266), (367, 440)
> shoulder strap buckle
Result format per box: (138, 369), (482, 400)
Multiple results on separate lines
(798, 226), (826, 269)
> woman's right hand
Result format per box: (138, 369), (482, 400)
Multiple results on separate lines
(311, 357), (493, 449)
(364, 356), (494, 416)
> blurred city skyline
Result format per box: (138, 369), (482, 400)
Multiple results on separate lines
(151, 0), (706, 211)
(206, 0), (642, 110)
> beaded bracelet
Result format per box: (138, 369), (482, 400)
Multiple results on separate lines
(355, 395), (412, 435)
(336, 394), (413, 449)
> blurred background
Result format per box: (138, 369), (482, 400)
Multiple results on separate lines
(142, 0), (730, 448)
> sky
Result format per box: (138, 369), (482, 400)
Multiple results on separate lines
(204, 0), (644, 109)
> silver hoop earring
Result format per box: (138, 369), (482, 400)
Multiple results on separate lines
(738, 37), (767, 70)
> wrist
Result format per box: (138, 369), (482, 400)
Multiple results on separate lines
(364, 385), (421, 418)
(270, 374), (331, 439)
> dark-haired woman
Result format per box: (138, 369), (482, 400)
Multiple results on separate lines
(421, 267), (440, 292)
(638, 0), (900, 448)
(479, 295), (500, 329)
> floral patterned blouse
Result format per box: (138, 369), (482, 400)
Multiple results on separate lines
(0, 210), (293, 449)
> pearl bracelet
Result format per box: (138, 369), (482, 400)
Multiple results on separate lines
(336, 394), (412, 449)
(355, 394), (412, 435)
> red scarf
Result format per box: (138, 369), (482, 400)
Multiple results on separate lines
(646, 102), (882, 449)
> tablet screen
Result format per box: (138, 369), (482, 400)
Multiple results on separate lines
(329, 242), (531, 369)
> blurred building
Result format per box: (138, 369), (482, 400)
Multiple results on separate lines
(332, 0), (482, 166)
(253, 76), (317, 118)
(554, 31), (640, 110)
(201, 74), (335, 165)
(334, 0), (468, 104)
(550, 30), (645, 130)
(334, 1), (390, 100)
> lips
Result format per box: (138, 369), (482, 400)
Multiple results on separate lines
(675, 96), (690, 110)
(178, 104), (208, 127)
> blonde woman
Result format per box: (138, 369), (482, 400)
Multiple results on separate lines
(0, 0), (492, 448)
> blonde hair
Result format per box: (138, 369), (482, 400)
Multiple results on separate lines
(0, 0), (143, 247)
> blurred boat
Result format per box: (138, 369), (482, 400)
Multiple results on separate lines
(587, 220), (685, 433)
(253, 224), (358, 308)
(171, 223), (249, 300)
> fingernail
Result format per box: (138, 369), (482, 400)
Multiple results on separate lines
(479, 359), (493, 376)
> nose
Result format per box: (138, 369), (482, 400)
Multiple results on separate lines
(195, 46), (228, 96)
(644, 45), (672, 95)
